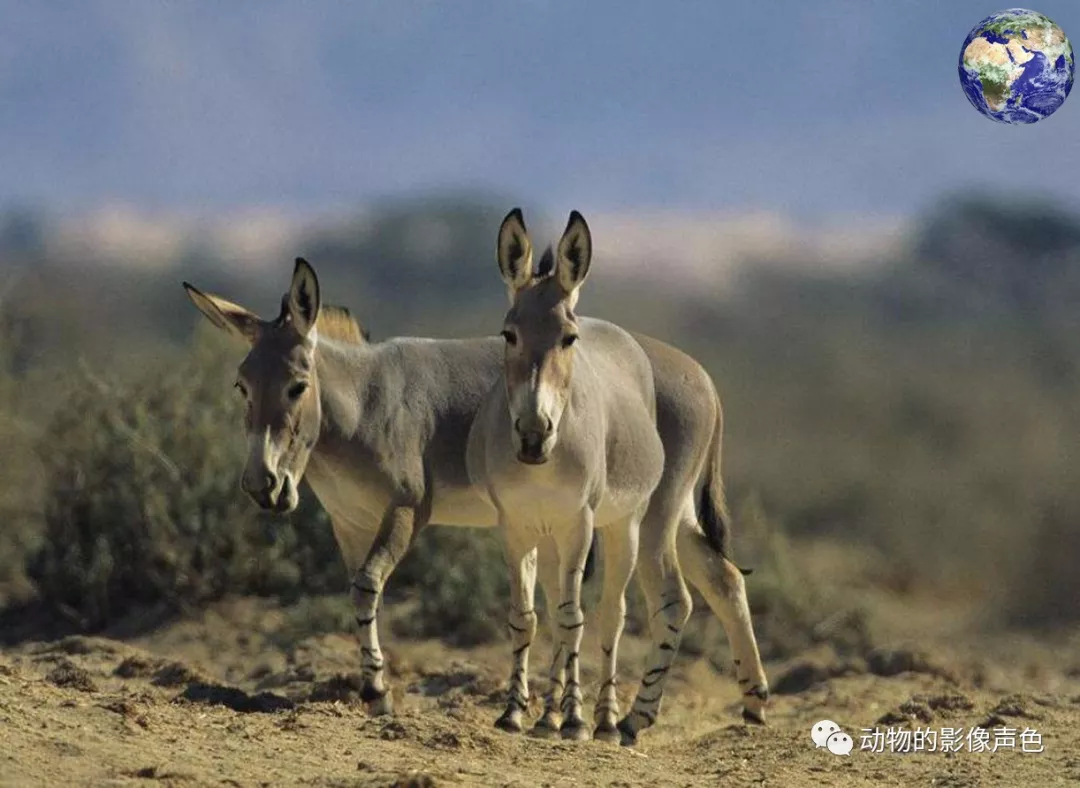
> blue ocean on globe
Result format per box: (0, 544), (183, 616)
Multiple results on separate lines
(959, 8), (1074, 124)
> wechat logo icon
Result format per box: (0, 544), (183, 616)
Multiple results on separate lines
(811, 720), (853, 756)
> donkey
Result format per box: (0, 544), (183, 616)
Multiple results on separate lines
(467, 209), (665, 741)
(183, 253), (768, 744)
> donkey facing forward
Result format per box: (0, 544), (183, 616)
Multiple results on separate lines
(183, 241), (767, 747)
(467, 209), (665, 741)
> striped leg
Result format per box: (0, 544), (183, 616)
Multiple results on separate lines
(617, 522), (692, 746)
(555, 510), (595, 741)
(677, 517), (769, 724)
(531, 536), (565, 737)
(350, 505), (419, 715)
(593, 516), (640, 742)
(328, 514), (380, 699)
(496, 530), (538, 734)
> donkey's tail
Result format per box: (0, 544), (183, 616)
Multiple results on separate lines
(699, 393), (752, 576)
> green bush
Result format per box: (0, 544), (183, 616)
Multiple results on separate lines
(1004, 490), (1080, 628)
(0, 323), (42, 606)
(391, 527), (509, 647)
(25, 327), (345, 631)
(20, 323), (511, 644)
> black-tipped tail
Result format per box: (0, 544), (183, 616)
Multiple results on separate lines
(700, 394), (753, 575)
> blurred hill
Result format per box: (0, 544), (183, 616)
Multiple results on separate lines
(1, 190), (1078, 640)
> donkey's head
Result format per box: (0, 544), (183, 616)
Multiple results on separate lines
(495, 208), (592, 465)
(183, 258), (328, 513)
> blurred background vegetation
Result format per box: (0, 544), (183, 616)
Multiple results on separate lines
(0, 190), (1078, 661)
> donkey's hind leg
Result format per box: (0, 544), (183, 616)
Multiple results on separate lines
(677, 510), (768, 724)
(593, 513), (641, 743)
(617, 497), (692, 746)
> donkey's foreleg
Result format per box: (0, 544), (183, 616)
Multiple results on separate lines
(555, 511), (595, 741)
(618, 519), (692, 746)
(351, 505), (420, 715)
(531, 535), (565, 737)
(593, 516), (640, 742)
(496, 529), (538, 734)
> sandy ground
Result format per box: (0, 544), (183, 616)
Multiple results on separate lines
(2, 595), (1079, 788)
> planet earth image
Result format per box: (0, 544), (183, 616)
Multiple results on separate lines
(959, 8), (1074, 124)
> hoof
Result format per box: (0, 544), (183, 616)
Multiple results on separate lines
(494, 710), (524, 734)
(742, 684), (768, 726)
(559, 719), (590, 742)
(593, 721), (620, 743)
(363, 689), (393, 717)
(616, 717), (639, 747)
(529, 715), (561, 738)
(742, 707), (767, 726)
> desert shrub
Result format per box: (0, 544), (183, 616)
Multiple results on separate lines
(20, 322), (510, 643)
(391, 527), (509, 647)
(275, 594), (358, 645)
(0, 323), (43, 606)
(618, 493), (872, 665)
(1003, 490), (1080, 629)
(17, 319), (522, 643)
(14, 191), (1080, 645)
(25, 327), (344, 631)
(725, 495), (872, 661)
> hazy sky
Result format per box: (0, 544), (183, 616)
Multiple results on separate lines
(2, 1), (1078, 220)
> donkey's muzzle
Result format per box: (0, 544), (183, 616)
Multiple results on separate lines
(517, 438), (549, 465)
(514, 417), (554, 465)
(242, 468), (281, 510)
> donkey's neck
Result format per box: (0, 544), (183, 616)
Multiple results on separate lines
(312, 337), (379, 441)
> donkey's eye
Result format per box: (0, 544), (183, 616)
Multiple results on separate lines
(562, 334), (579, 348)
(287, 381), (309, 401)
(234, 381), (248, 398)
(500, 330), (518, 346)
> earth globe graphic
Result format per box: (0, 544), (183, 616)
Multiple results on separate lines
(959, 8), (1074, 123)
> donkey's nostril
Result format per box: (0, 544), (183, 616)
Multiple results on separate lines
(514, 418), (523, 434)
(263, 470), (278, 492)
(543, 416), (553, 435)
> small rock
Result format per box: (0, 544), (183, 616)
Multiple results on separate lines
(174, 682), (294, 713)
(976, 713), (1008, 729)
(991, 695), (1042, 719)
(114, 656), (158, 679)
(380, 720), (409, 741)
(876, 711), (909, 725)
(46, 660), (96, 693)
(151, 662), (203, 688)
(898, 700), (934, 723)
(925, 693), (975, 713)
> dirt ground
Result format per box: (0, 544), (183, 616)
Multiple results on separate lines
(2, 591), (1079, 788)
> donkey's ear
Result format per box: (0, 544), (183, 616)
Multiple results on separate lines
(555, 210), (592, 298)
(496, 207), (533, 298)
(183, 282), (261, 345)
(288, 258), (321, 338)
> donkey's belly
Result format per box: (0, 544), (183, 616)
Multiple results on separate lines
(429, 483), (499, 528)
(489, 463), (642, 532)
